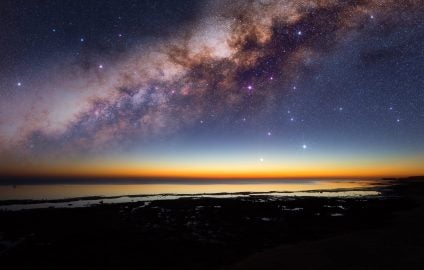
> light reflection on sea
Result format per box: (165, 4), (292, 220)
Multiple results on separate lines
(0, 179), (384, 211)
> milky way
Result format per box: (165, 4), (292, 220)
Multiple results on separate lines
(0, 0), (423, 175)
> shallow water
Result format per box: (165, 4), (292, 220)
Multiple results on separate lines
(0, 179), (379, 200)
(0, 179), (384, 211)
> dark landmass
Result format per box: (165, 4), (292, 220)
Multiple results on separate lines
(0, 178), (424, 269)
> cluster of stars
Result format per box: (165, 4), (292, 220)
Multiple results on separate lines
(0, 0), (422, 168)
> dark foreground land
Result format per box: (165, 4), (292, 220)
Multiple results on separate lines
(1, 178), (424, 270)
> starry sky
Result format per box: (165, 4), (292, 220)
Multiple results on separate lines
(0, 0), (423, 179)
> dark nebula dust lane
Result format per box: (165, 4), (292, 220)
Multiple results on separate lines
(0, 0), (423, 176)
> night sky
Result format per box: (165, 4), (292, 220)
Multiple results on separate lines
(0, 0), (423, 178)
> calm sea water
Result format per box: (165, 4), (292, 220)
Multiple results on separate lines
(0, 179), (382, 201)
(0, 179), (385, 211)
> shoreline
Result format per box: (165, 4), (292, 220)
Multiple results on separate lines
(0, 182), (386, 210)
(1, 178), (423, 269)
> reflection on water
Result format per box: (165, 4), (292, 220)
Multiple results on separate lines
(0, 190), (381, 211)
(0, 179), (379, 200)
(0, 179), (384, 211)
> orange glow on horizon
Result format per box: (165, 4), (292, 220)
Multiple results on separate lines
(2, 158), (423, 179)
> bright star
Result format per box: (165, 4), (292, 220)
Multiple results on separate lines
(17, 82), (22, 87)
(99, 65), (103, 69)
(259, 158), (264, 162)
(302, 144), (307, 149)
(267, 132), (272, 136)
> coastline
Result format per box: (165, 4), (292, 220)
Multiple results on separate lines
(0, 177), (423, 269)
(0, 179), (385, 211)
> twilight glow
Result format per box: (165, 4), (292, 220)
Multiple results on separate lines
(0, 0), (423, 178)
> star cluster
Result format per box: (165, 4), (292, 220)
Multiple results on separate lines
(0, 0), (423, 176)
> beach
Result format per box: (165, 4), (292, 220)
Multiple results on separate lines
(0, 178), (423, 269)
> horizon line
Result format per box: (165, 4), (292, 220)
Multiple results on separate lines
(0, 175), (422, 186)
